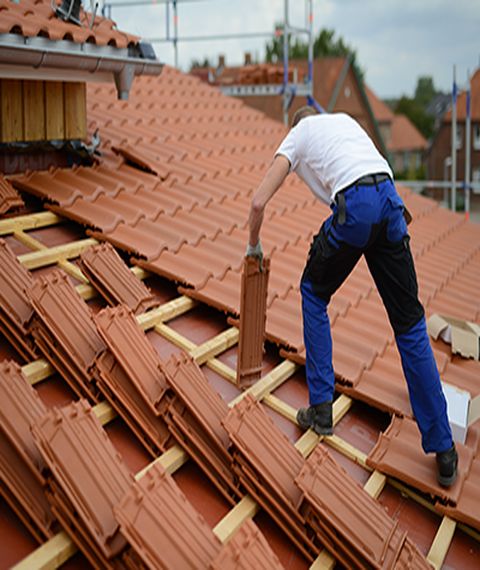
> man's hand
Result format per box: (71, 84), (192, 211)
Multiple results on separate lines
(246, 240), (263, 261)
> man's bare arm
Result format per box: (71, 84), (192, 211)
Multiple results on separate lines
(248, 155), (290, 247)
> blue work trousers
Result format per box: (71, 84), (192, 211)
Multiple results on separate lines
(301, 175), (453, 453)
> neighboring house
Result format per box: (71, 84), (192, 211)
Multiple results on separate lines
(365, 87), (427, 177)
(192, 56), (387, 156)
(0, 0), (162, 174)
(427, 68), (480, 186)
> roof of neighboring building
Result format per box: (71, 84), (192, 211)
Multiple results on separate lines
(445, 67), (480, 122)
(389, 114), (428, 152)
(0, 65), (480, 569)
(365, 84), (394, 123)
(0, 0), (139, 48)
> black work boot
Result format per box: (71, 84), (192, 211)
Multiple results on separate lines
(436, 445), (458, 487)
(296, 401), (333, 435)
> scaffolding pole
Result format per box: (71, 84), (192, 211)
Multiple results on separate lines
(451, 65), (457, 212)
(465, 71), (471, 219)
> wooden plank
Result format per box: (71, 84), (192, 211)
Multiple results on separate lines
(310, 550), (335, 570)
(12, 530), (77, 570)
(326, 434), (368, 467)
(23, 80), (45, 141)
(17, 238), (98, 270)
(64, 82), (86, 140)
(0, 79), (24, 142)
(363, 470), (387, 499)
(136, 445), (188, 479)
(427, 516), (457, 569)
(0, 212), (62, 236)
(190, 327), (239, 365)
(213, 495), (260, 543)
(22, 359), (54, 385)
(45, 81), (64, 140)
(136, 296), (196, 331)
(93, 401), (117, 426)
(206, 358), (236, 383)
(13, 231), (88, 283)
(228, 360), (299, 407)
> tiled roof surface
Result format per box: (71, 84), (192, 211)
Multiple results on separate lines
(0, 0), (139, 48)
(446, 67), (480, 121)
(389, 114), (428, 152)
(1, 63), (480, 567)
(365, 84), (394, 123)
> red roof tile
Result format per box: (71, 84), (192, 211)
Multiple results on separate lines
(0, 175), (24, 215)
(79, 242), (157, 315)
(0, 239), (37, 360)
(365, 85), (394, 123)
(296, 444), (430, 569)
(94, 305), (169, 415)
(0, 0), (139, 49)
(28, 269), (105, 401)
(115, 462), (222, 568)
(237, 257), (270, 388)
(389, 115), (428, 152)
(367, 416), (474, 505)
(0, 360), (55, 541)
(31, 399), (134, 562)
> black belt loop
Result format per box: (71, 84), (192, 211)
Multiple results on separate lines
(336, 192), (346, 225)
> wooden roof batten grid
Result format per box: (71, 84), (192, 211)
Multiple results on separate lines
(1, 211), (476, 569)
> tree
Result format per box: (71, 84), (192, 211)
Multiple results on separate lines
(265, 26), (364, 80)
(414, 76), (436, 108)
(190, 57), (211, 70)
(395, 96), (435, 140)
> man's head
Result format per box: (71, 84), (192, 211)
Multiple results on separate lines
(291, 105), (317, 128)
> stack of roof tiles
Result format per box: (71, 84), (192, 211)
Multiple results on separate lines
(116, 463), (283, 569)
(0, 239), (37, 360)
(79, 242), (158, 315)
(28, 269), (105, 402)
(0, 361), (55, 543)
(0, 175), (24, 214)
(223, 395), (430, 567)
(31, 399), (134, 567)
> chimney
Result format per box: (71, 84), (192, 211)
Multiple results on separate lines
(244, 52), (252, 65)
(218, 54), (226, 69)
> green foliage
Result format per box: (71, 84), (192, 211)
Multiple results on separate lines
(414, 76), (436, 108)
(265, 26), (364, 80)
(395, 96), (435, 140)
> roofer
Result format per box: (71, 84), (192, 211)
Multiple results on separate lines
(247, 106), (458, 487)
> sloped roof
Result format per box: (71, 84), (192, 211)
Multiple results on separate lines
(365, 84), (394, 123)
(389, 114), (428, 152)
(445, 67), (480, 122)
(0, 0), (139, 48)
(1, 64), (480, 568)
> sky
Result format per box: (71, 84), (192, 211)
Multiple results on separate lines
(107, 0), (480, 99)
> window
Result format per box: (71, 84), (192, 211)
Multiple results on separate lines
(474, 124), (480, 151)
(455, 125), (462, 150)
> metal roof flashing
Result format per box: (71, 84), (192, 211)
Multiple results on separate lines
(0, 33), (163, 99)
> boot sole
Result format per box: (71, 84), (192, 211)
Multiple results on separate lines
(437, 471), (457, 487)
(313, 425), (333, 436)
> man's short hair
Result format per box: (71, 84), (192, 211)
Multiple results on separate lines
(291, 105), (317, 128)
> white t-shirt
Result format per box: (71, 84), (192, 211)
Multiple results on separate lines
(275, 113), (393, 204)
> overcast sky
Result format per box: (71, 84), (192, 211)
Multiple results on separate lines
(107, 0), (480, 99)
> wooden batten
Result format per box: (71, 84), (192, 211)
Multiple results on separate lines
(23, 80), (46, 141)
(64, 82), (87, 140)
(0, 79), (24, 142)
(45, 81), (65, 140)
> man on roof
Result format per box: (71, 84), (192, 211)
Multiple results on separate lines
(247, 106), (458, 487)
